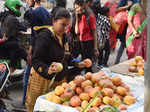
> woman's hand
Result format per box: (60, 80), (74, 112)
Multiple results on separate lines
(135, 33), (141, 38)
(133, 30), (141, 38)
(77, 61), (86, 68)
(48, 62), (63, 75)
(133, 29), (137, 35)
(77, 58), (92, 68)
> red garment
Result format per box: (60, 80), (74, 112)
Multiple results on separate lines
(126, 13), (147, 60)
(113, 11), (128, 34)
(0, 39), (3, 44)
(109, 30), (117, 49)
(78, 14), (96, 41)
(105, 1), (118, 50)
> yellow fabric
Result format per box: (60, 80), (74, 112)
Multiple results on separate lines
(25, 67), (66, 112)
(109, 16), (120, 32)
(25, 67), (51, 112)
(33, 25), (50, 30)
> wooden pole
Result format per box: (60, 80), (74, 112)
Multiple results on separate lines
(144, 0), (150, 111)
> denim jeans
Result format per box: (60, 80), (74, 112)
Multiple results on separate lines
(22, 65), (31, 105)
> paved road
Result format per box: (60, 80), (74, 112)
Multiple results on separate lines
(0, 0), (128, 111)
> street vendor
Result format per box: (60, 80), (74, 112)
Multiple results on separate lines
(25, 8), (88, 112)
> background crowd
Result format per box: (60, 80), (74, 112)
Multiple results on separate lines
(0, 0), (147, 111)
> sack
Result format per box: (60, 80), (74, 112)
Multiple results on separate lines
(109, 16), (120, 32)
(113, 11), (128, 34)
(113, 11), (128, 25)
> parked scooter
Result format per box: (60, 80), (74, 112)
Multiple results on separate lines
(0, 59), (25, 88)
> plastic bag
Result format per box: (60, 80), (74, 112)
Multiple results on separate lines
(113, 11), (128, 25)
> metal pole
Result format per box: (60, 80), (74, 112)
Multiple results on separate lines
(144, 0), (150, 111)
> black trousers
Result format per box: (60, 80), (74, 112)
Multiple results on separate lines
(80, 40), (94, 72)
(115, 24), (128, 64)
(0, 41), (27, 68)
(70, 40), (81, 58)
(98, 39), (110, 65)
(69, 40), (94, 72)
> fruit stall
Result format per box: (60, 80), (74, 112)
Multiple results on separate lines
(34, 56), (144, 112)
(110, 56), (144, 76)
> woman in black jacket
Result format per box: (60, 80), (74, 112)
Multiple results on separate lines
(25, 8), (88, 112)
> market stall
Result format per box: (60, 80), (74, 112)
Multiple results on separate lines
(109, 57), (144, 76)
(34, 57), (144, 112)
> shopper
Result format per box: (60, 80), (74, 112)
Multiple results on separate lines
(115, 0), (139, 64)
(126, 2), (147, 60)
(96, 6), (111, 67)
(73, 0), (99, 72)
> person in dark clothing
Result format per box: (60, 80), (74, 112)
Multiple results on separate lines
(23, 0), (34, 28)
(29, 0), (51, 53)
(0, 0), (27, 73)
(85, 0), (102, 17)
(96, 6), (111, 67)
(115, 0), (139, 64)
(25, 8), (88, 112)
(11, 0), (35, 109)
(26, 0), (51, 83)
(50, 0), (67, 25)
(12, 0), (50, 109)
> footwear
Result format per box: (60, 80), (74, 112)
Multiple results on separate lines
(11, 69), (24, 76)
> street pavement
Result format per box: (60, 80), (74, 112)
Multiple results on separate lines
(0, 0), (128, 111)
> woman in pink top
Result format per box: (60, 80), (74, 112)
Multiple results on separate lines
(126, 2), (147, 60)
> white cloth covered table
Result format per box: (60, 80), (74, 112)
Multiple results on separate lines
(34, 70), (144, 112)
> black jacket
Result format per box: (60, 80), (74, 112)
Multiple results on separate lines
(32, 28), (73, 81)
(0, 11), (26, 41)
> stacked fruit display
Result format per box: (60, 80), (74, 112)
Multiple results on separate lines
(45, 72), (135, 112)
(128, 56), (144, 75)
